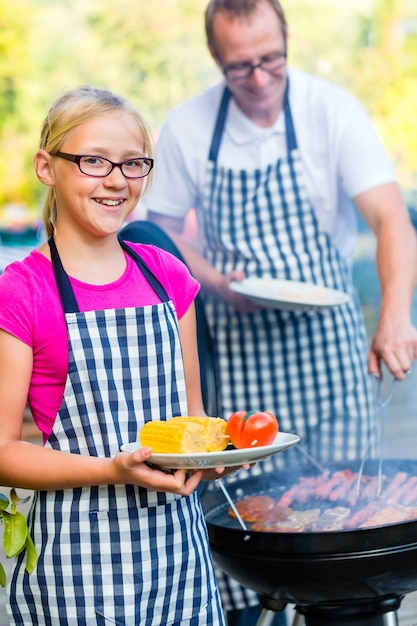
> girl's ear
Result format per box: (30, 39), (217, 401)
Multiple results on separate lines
(34, 149), (55, 186)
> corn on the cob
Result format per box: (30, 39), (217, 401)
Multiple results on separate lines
(170, 416), (229, 452)
(139, 416), (230, 454)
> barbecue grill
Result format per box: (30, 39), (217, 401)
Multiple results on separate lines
(201, 459), (417, 626)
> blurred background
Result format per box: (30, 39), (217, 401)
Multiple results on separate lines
(0, 0), (417, 442)
(1, 2), (417, 622)
(0, 0), (416, 222)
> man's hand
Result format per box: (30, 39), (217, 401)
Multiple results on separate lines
(216, 271), (264, 312)
(369, 316), (417, 379)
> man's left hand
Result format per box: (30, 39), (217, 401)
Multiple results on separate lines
(369, 317), (417, 379)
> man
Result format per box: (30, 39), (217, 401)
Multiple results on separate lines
(140, 1), (417, 623)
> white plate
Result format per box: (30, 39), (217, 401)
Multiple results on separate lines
(121, 432), (300, 470)
(230, 278), (351, 311)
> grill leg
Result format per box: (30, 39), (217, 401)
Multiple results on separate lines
(256, 609), (280, 626)
(382, 611), (398, 626)
(291, 612), (304, 626)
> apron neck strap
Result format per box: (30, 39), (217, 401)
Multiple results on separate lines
(283, 80), (297, 152)
(48, 236), (80, 313)
(117, 238), (170, 302)
(208, 78), (297, 162)
(48, 236), (170, 314)
(208, 87), (232, 162)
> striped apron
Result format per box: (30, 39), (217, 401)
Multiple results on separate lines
(201, 85), (375, 611)
(7, 238), (224, 626)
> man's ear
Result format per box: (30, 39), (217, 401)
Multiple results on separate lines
(33, 149), (55, 186)
(208, 44), (220, 67)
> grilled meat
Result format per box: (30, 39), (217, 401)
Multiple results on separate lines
(228, 470), (417, 532)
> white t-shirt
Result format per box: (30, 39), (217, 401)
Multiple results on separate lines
(144, 67), (396, 263)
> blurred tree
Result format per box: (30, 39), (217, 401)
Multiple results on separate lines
(84, 0), (217, 128)
(0, 0), (415, 213)
(349, 0), (417, 193)
(0, 0), (40, 206)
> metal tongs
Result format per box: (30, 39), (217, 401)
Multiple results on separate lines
(356, 373), (398, 498)
(217, 478), (249, 531)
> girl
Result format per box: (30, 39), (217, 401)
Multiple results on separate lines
(0, 86), (225, 625)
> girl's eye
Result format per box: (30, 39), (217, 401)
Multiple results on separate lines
(82, 156), (103, 166)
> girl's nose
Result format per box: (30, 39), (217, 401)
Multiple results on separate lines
(103, 166), (127, 186)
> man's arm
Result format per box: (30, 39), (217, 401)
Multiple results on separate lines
(147, 211), (260, 313)
(354, 182), (417, 379)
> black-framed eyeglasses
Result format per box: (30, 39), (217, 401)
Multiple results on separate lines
(217, 50), (287, 81)
(51, 151), (154, 179)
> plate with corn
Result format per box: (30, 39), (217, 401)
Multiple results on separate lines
(121, 416), (300, 469)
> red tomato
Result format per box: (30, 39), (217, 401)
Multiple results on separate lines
(227, 411), (279, 449)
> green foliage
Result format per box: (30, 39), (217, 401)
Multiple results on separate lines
(0, 0), (43, 208)
(0, 488), (36, 587)
(344, 0), (417, 189)
(83, 0), (217, 127)
(0, 0), (416, 212)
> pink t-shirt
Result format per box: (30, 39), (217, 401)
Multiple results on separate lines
(0, 242), (200, 440)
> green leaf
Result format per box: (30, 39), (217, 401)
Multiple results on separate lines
(0, 493), (9, 511)
(2, 510), (28, 558)
(10, 489), (20, 508)
(0, 562), (6, 588)
(9, 489), (30, 514)
(0, 489), (37, 586)
(24, 533), (37, 575)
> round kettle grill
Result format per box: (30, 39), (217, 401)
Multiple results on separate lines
(202, 461), (417, 626)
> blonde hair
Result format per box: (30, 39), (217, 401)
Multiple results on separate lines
(39, 86), (154, 237)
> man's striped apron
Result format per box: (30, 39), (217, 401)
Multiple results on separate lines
(7, 238), (224, 626)
(200, 85), (374, 611)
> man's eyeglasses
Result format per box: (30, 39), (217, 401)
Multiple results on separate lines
(51, 151), (154, 179)
(218, 50), (287, 81)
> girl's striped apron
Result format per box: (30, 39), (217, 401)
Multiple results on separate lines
(200, 85), (375, 611)
(7, 238), (224, 626)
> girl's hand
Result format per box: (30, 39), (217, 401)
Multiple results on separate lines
(112, 448), (203, 495)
